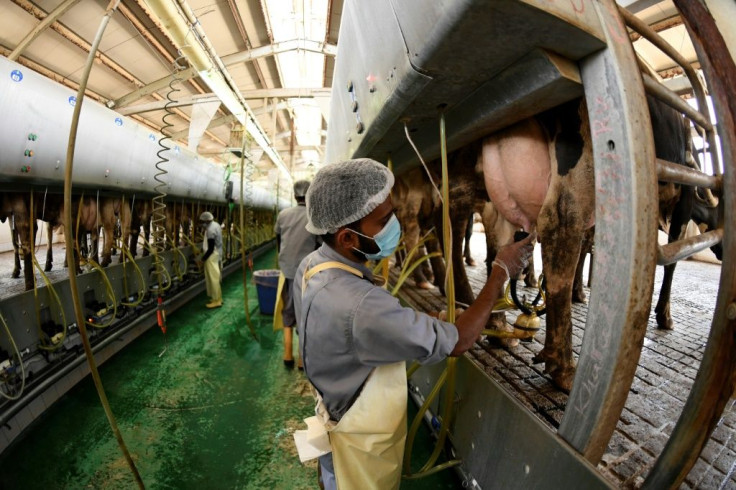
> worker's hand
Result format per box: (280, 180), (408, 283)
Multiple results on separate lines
(494, 231), (536, 279)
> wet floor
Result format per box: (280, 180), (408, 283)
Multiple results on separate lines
(0, 248), (460, 489)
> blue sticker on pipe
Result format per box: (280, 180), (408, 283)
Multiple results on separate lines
(114, 117), (123, 126)
(68, 96), (76, 106)
(10, 70), (23, 82)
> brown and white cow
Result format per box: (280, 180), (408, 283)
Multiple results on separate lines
(0, 192), (64, 290)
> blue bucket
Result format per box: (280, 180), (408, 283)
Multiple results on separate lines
(253, 269), (280, 315)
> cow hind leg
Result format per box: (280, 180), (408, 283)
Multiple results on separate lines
(463, 213), (476, 266)
(533, 197), (586, 392)
(452, 213), (475, 306)
(654, 263), (676, 330)
(11, 228), (21, 279)
(45, 225), (54, 272)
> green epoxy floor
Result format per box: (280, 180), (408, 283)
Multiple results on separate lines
(0, 249), (461, 489)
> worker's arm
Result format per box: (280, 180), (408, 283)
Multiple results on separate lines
(201, 238), (215, 262)
(451, 233), (535, 355)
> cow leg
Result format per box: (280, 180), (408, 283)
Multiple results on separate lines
(128, 229), (139, 258)
(451, 210), (475, 306)
(45, 223), (54, 272)
(425, 236), (446, 291)
(17, 223), (34, 291)
(91, 230), (101, 265)
(655, 263), (676, 330)
(101, 222), (113, 267)
(534, 190), (586, 392)
(11, 226), (21, 279)
(655, 193), (692, 329)
(142, 222), (151, 257)
(397, 198), (432, 290)
(118, 205), (131, 264)
(463, 213), (476, 266)
(523, 256), (539, 288)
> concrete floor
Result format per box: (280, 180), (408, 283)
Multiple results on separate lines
(0, 248), (460, 489)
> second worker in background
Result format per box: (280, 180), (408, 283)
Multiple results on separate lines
(275, 180), (319, 366)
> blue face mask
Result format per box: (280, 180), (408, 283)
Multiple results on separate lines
(349, 214), (401, 260)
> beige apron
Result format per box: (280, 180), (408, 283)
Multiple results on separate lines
(273, 272), (286, 331)
(204, 250), (221, 301)
(295, 261), (407, 490)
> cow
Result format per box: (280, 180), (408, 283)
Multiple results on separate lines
(652, 97), (723, 330)
(0, 192), (65, 290)
(477, 98), (595, 391)
(392, 166), (445, 290)
(68, 194), (131, 268)
(128, 197), (153, 258)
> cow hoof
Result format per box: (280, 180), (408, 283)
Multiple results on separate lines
(573, 290), (587, 303)
(656, 318), (674, 330)
(550, 371), (573, 393)
(11, 271), (20, 279)
(416, 281), (433, 290)
(45, 264), (52, 272)
(465, 258), (477, 267)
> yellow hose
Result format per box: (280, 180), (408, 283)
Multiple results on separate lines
(29, 191), (67, 351)
(140, 236), (172, 292)
(0, 313), (26, 400)
(118, 242), (146, 308)
(403, 110), (462, 479)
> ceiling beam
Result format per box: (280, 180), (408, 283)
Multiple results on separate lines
(8, 0), (80, 61)
(169, 101), (290, 140)
(629, 14), (684, 42)
(242, 87), (332, 99)
(112, 39), (336, 109)
(121, 89), (328, 115)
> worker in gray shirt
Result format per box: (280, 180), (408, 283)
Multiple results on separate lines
(275, 179), (318, 366)
(293, 159), (534, 489)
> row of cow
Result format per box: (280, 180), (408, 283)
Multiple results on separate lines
(391, 95), (722, 391)
(0, 191), (268, 291)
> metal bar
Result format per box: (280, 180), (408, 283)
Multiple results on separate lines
(558, 0), (658, 463)
(619, 4), (721, 176)
(656, 158), (721, 190)
(642, 74), (712, 130)
(8, 0), (81, 61)
(112, 67), (196, 109)
(657, 229), (724, 265)
(118, 93), (221, 115)
(644, 1), (736, 483)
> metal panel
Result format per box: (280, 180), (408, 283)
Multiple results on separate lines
(0, 57), (279, 210)
(409, 357), (613, 489)
(325, 0), (430, 166)
(326, 0), (606, 171)
(558, 0), (658, 462)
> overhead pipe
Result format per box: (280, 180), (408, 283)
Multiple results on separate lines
(145, 0), (292, 182)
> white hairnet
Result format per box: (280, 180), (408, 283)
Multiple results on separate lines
(306, 158), (394, 235)
(293, 180), (310, 198)
(199, 211), (214, 222)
